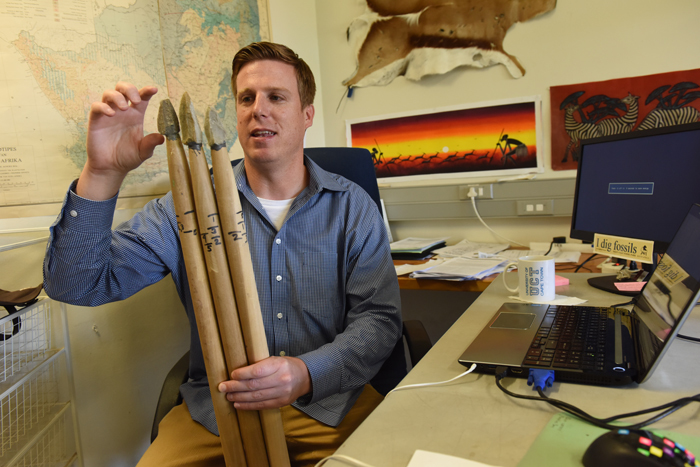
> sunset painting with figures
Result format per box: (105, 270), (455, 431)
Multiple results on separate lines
(347, 98), (541, 182)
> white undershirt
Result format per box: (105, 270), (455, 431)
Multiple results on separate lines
(258, 197), (294, 231)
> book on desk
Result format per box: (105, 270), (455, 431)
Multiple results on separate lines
(390, 237), (447, 260)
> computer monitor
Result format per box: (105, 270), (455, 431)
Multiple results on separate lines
(570, 122), (700, 294)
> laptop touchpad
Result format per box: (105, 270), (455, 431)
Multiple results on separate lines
(491, 313), (536, 330)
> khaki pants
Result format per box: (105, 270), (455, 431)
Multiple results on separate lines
(137, 385), (383, 467)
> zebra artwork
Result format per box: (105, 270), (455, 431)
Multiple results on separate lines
(637, 106), (700, 131)
(552, 76), (700, 171)
(596, 93), (640, 136)
(563, 104), (600, 162)
(637, 82), (700, 130)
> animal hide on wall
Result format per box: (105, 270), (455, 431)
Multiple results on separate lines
(344, 0), (556, 88)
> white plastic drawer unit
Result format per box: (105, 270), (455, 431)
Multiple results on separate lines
(0, 299), (81, 467)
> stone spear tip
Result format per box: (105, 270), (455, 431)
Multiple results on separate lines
(204, 107), (227, 148)
(157, 99), (180, 138)
(178, 92), (202, 146)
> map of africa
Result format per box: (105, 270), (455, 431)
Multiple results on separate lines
(0, 0), (269, 208)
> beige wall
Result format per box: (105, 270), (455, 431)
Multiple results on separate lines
(314, 0), (700, 245)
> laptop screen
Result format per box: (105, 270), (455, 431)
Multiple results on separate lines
(632, 203), (700, 382)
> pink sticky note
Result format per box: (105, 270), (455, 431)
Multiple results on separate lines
(615, 281), (646, 292)
(555, 275), (569, 286)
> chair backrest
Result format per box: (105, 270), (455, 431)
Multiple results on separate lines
(228, 148), (382, 217)
(303, 147), (383, 218)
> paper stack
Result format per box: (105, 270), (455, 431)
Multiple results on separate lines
(390, 237), (448, 260)
(432, 240), (509, 258)
(410, 257), (508, 281)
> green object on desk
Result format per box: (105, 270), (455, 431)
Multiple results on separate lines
(517, 412), (700, 467)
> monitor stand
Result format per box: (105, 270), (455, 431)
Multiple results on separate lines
(587, 258), (655, 297)
(587, 275), (640, 297)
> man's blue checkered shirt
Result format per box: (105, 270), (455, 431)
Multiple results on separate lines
(43, 156), (402, 435)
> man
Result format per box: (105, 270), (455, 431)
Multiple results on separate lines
(43, 42), (401, 466)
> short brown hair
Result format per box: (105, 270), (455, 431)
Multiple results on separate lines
(231, 42), (316, 109)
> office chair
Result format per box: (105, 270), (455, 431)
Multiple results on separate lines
(303, 147), (383, 217)
(151, 147), (432, 442)
(229, 147), (383, 216)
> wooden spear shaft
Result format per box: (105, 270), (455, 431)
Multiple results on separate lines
(179, 93), (269, 467)
(157, 98), (247, 467)
(205, 108), (290, 467)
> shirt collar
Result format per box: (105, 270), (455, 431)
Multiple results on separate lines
(303, 154), (348, 195)
(233, 155), (349, 199)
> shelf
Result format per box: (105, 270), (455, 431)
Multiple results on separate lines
(3, 403), (75, 467)
(0, 350), (61, 401)
(0, 300), (80, 466)
(0, 300), (52, 385)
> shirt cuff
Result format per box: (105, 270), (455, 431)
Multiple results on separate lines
(59, 179), (118, 232)
(296, 347), (344, 405)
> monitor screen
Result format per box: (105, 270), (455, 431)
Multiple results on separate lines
(570, 122), (700, 254)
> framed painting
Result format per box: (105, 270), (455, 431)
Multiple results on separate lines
(346, 96), (543, 183)
(550, 68), (700, 171)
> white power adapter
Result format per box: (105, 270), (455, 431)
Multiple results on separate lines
(600, 262), (624, 273)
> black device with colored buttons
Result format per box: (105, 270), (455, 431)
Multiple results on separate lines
(582, 428), (697, 467)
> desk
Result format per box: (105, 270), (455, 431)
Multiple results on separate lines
(330, 273), (700, 466)
(395, 254), (607, 292)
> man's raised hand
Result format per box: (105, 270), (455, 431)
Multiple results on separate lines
(77, 82), (165, 200)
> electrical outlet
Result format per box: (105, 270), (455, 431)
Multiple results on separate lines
(516, 200), (554, 216)
(458, 184), (494, 199)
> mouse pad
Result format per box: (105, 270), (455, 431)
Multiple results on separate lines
(517, 412), (700, 467)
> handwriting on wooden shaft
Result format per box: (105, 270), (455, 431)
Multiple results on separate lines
(198, 213), (224, 252)
(176, 212), (198, 236)
(227, 210), (248, 242)
(179, 226), (198, 236)
(227, 230), (247, 242)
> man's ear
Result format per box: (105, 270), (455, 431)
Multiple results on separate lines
(303, 104), (315, 130)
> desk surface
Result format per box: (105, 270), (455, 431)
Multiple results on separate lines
(331, 273), (700, 467)
(395, 254), (606, 292)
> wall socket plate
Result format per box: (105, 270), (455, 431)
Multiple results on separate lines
(458, 184), (494, 199)
(516, 200), (554, 216)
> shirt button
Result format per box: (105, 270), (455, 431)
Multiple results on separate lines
(279, 351), (286, 357)
(276, 275), (282, 282)
(275, 238), (281, 245)
(69, 210), (78, 217)
(277, 313), (283, 319)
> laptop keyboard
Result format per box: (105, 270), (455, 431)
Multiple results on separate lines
(523, 306), (608, 371)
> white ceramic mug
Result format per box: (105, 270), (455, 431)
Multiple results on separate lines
(502, 255), (555, 302)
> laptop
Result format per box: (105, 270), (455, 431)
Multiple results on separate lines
(459, 203), (700, 386)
